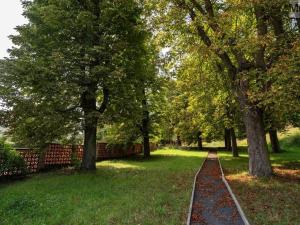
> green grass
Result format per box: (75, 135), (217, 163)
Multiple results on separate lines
(219, 128), (300, 225)
(0, 149), (206, 225)
(1, 129), (299, 225)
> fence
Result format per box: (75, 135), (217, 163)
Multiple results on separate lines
(1, 142), (157, 177)
(18, 149), (40, 173)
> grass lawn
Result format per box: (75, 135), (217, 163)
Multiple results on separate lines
(219, 128), (300, 225)
(0, 149), (206, 225)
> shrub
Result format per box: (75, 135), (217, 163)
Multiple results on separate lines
(0, 138), (27, 176)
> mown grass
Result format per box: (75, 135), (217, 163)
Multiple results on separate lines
(219, 128), (300, 225)
(0, 149), (206, 225)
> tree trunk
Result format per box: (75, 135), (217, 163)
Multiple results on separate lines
(142, 90), (150, 158)
(143, 128), (150, 158)
(269, 128), (280, 153)
(82, 120), (97, 170)
(224, 128), (231, 151)
(176, 135), (182, 146)
(243, 106), (272, 177)
(230, 128), (239, 157)
(197, 131), (203, 150)
(81, 88), (98, 170)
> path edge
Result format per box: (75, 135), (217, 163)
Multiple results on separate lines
(217, 155), (251, 225)
(186, 153), (208, 225)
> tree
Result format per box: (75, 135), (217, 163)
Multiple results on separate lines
(156, 43), (243, 154)
(148, 0), (299, 176)
(97, 37), (161, 158)
(263, 39), (300, 152)
(0, 0), (147, 170)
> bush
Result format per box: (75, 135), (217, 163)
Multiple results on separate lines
(0, 138), (27, 176)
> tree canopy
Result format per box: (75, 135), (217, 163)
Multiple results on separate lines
(0, 0), (299, 177)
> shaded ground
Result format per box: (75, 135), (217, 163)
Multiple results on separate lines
(190, 152), (244, 225)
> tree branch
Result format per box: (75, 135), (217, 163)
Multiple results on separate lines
(188, 8), (237, 80)
(190, 0), (206, 14)
(204, 0), (214, 17)
(189, 9), (212, 46)
(98, 87), (109, 113)
(189, 0), (249, 74)
(254, 4), (268, 70)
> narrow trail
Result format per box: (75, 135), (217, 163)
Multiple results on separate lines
(188, 151), (245, 225)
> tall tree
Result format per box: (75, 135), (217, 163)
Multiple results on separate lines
(0, 0), (147, 170)
(148, 0), (300, 176)
(97, 36), (160, 158)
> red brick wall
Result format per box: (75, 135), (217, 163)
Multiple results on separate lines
(1, 142), (153, 177)
(0, 148), (39, 177)
(44, 144), (72, 166)
(74, 145), (83, 161)
(18, 149), (40, 173)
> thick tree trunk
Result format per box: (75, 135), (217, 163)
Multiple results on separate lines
(269, 128), (280, 153)
(142, 90), (150, 158)
(243, 106), (272, 177)
(197, 131), (203, 150)
(233, 82), (273, 176)
(224, 128), (231, 151)
(81, 88), (98, 170)
(230, 128), (239, 157)
(82, 119), (97, 170)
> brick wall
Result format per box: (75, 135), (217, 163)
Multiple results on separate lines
(17, 149), (40, 173)
(1, 142), (156, 177)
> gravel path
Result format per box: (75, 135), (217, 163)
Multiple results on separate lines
(189, 151), (245, 225)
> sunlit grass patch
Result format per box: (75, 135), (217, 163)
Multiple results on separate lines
(97, 161), (143, 169)
(153, 149), (207, 157)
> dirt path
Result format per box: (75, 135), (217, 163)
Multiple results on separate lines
(188, 151), (245, 225)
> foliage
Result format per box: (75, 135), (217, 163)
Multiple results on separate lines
(145, 0), (300, 176)
(0, 138), (27, 175)
(98, 37), (162, 147)
(263, 40), (300, 129)
(157, 54), (243, 144)
(0, 0), (148, 149)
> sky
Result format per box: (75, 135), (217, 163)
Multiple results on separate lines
(0, 0), (27, 59)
